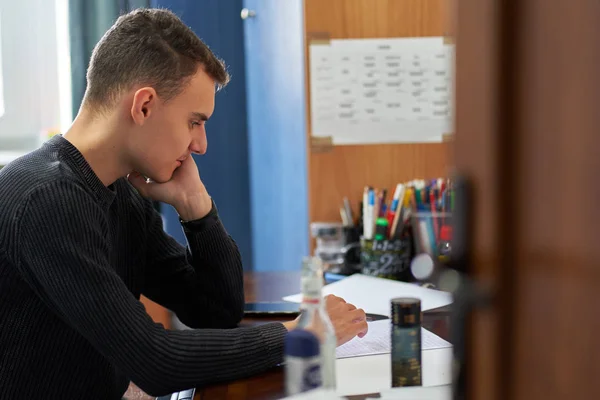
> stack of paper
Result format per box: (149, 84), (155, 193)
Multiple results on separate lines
(336, 320), (451, 359)
(379, 385), (452, 399)
(283, 274), (453, 316)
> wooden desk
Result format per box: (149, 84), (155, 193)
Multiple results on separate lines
(195, 272), (450, 400)
(125, 272), (450, 399)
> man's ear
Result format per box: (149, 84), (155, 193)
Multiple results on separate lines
(131, 87), (158, 125)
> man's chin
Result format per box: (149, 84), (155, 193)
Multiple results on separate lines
(145, 172), (172, 184)
(153, 176), (172, 184)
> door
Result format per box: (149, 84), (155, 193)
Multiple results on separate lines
(456, 0), (600, 398)
(242, 0), (309, 272)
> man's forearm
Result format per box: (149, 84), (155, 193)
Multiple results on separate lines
(182, 213), (245, 326)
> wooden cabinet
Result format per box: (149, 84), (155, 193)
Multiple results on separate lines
(304, 0), (452, 226)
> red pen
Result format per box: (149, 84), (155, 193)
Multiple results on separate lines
(386, 210), (395, 237)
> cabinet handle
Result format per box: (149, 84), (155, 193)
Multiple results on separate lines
(240, 8), (256, 19)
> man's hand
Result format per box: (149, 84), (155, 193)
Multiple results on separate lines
(324, 295), (368, 345)
(128, 156), (212, 220)
(284, 295), (368, 346)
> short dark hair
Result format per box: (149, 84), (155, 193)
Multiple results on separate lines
(83, 8), (229, 111)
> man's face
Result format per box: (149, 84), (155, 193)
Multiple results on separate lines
(129, 68), (215, 183)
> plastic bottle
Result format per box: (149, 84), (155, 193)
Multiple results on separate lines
(391, 297), (422, 387)
(295, 256), (337, 389)
(284, 329), (322, 395)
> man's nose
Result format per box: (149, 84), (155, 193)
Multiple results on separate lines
(189, 131), (207, 155)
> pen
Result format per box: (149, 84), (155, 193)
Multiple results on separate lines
(343, 197), (353, 224)
(362, 187), (369, 237)
(372, 189), (380, 236)
(379, 189), (387, 217)
(389, 183), (405, 238)
(429, 190), (439, 243)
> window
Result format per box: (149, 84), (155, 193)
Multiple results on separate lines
(0, 1), (64, 148)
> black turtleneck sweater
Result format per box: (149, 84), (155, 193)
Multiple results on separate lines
(0, 135), (287, 399)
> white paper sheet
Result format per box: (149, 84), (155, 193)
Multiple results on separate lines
(280, 389), (342, 399)
(282, 274), (453, 315)
(336, 320), (451, 359)
(336, 348), (453, 396)
(309, 37), (455, 145)
(281, 385), (452, 400)
(379, 385), (452, 400)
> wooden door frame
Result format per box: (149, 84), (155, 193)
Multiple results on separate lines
(454, 0), (521, 398)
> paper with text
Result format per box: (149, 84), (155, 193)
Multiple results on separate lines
(336, 320), (451, 359)
(309, 37), (454, 145)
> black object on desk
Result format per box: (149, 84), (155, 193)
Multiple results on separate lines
(366, 313), (389, 322)
(243, 301), (388, 323)
(243, 302), (301, 317)
(156, 388), (195, 400)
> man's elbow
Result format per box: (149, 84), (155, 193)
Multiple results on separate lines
(232, 300), (244, 326)
(130, 376), (176, 397)
(129, 364), (186, 397)
(214, 307), (244, 328)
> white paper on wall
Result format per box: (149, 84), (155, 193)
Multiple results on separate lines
(309, 37), (454, 145)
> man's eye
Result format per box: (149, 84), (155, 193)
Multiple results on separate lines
(191, 121), (201, 127)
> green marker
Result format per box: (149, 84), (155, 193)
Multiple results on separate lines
(374, 217), (389, 241)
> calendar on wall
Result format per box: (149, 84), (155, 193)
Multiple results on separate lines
(309, 37), (454, 145)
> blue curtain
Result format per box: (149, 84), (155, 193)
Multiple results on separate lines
(151, 0), (255, 270)
(69, 0), (150, 117)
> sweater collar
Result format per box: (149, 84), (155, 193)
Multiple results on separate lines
(48, 135), (117, 206)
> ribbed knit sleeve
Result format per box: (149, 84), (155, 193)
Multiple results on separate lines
(142, 199), (244, 329)
(16, 181), (286, 396)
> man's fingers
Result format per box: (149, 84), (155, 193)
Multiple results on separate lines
(350, 308), (366, 322)
(328, 294), (345, 303)
(357, 319), (369, 338)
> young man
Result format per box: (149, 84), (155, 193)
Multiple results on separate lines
(0, 8), (368, 399)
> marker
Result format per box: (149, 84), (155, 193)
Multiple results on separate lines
(365, 189), (375, 239)
(374, 217), (389, 241)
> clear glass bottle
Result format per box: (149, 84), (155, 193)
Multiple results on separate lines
(296, 256), (337, 389)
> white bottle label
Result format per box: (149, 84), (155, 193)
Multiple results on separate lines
(285, 355), (322, 395)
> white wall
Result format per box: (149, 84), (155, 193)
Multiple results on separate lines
(0, 0), (62, 150)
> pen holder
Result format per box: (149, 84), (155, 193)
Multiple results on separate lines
(411, 212), (452, 261)
(360, 237), (413, 282)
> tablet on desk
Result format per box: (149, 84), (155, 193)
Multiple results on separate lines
(244, 302), (301, 317)
(156, 388), (195, 400)
(244, 302), (388, 322)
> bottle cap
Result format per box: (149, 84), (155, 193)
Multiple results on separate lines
(391, 297), (421, 327)
(440, 225), (452, 242)
(284, 329), (320, 358)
